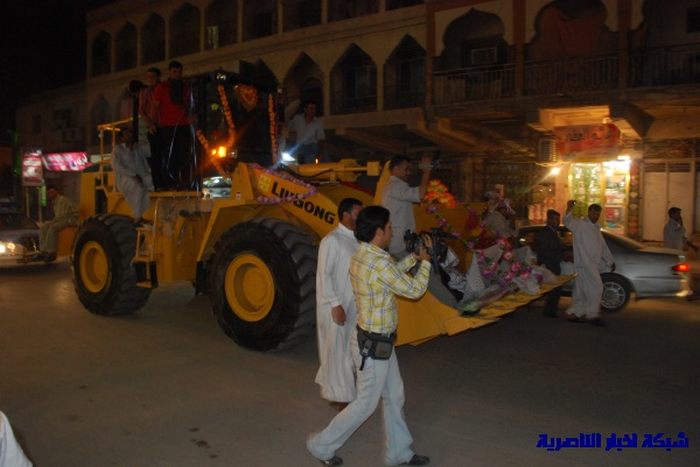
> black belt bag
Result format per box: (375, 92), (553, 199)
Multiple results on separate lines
(357, 326), (397, 370)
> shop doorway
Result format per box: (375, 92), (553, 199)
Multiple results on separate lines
(642, 160), (695, 241)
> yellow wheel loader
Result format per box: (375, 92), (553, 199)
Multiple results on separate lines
(71, 70), (569, 351)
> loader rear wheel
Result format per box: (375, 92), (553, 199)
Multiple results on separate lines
(209, 218), (317, 351)
(72, 214), (151, 315)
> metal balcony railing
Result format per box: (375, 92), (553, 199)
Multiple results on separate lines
(523, 54), (618, 96)
(628, 43), (700, 87)
(384, 84), (425, 109)
(433, 63), (516, 105)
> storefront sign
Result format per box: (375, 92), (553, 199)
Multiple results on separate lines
(21, 152), (43, 187)
(555, 124), (620, 155)
(42, 151), (91, 171)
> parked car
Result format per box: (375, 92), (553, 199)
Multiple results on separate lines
(518, 225), (692, 312)
(0, 210), (40, 265)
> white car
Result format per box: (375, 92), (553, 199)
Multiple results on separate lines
(0, 210), (40, 265)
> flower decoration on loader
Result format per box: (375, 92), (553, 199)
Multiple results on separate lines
(422, 179), (544, 314)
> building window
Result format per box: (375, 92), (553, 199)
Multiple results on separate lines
(170, 3), (201, 57)
(142, 14), (165, 64)
(53, 109), (73, 130)
(284, 0), (321, 32)
(384, 36), (425, 109)
(329, 0), (379, 22)
(331, 45), (377, 114)
(244, 0), (277, 40)
(386, 0), (423, 10)
(32, 115), (42, 134)
(688, 7), (700, 33)
(115, 23), (137, 71)
(205, 0), (237, 49)
(91, 31), (111, 76)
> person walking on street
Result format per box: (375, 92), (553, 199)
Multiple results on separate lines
(307, 206), (432, 466)
(315, 198), (363, 411)
(36, 186), (78, 262)
(564, 201), (615, 327)
(535, 209), (564, 317)
(663, 207), (698, 253)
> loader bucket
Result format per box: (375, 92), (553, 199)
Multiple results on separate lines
(396, 275), (573, 346)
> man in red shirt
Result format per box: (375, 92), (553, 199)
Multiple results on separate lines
(153, 61), (194, 190)
(139, 67), (162, 188)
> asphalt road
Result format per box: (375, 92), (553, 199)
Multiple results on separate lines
(1, 260), (698, 467)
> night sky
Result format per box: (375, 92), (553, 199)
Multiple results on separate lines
(0, 0), (114, 143)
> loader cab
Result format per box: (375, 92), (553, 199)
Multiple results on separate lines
(192, 69), (279, 180)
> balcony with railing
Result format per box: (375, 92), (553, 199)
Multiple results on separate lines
(433, 63), (516, 105)
(628, 43), (700, 88)
(433, 43), (700, 107)
(523, 54), (618, 96)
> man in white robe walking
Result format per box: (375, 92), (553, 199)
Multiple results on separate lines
(112, 127), (154, 223)
(315, 198), (364, 411)
(564, 201), (615, 327)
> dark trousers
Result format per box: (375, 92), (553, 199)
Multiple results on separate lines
(159, 125), (194, 190)
(544, 287), (562, 316)
(147, 129), (164, 190)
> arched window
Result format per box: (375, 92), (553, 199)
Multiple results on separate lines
(384, 36), (425, 109)
(171, 3), (201, 57)
(141, 14), (165, 64)
(91, 31), (111, 77)
(284, 53), (324, 116)
(244, 0), (277, 40)
(205, 0), (237, 49)
(331, 45), (376, 114)
(115, 23), (137, 71)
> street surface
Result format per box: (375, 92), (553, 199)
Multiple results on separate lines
(1, 260), (698, 467)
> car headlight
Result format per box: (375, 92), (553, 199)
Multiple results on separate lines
(0, 241), (5, 254)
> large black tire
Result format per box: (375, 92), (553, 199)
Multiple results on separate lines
(208, 218), (317, 351)
(72, 214), (151, 315)
(600, 273), (632, 313)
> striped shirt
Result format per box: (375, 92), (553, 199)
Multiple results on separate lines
(350, 242), (431, 334)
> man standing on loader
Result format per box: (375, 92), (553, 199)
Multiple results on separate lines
(111, 127), (154, 224)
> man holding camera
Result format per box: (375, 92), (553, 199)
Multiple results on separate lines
(381, 155), (458, 307)
(307, 206), (432, 466)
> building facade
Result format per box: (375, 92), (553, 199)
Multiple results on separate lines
(28, 0), (698, 239)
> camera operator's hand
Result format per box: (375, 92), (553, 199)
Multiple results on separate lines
(414, 234), (433, 262)
(331, 305), (346, 326)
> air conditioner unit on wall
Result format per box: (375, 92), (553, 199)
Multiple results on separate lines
(537, 138), (557, 163)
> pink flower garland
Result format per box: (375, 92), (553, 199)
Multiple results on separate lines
(250, 163), (317, 205)
(423, 183), (541, 290)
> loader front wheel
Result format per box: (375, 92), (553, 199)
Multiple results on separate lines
(72, 215), (151, 315)
(209, 218), (317, 351)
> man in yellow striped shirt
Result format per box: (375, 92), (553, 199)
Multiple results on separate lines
(307, 206), (432, 466)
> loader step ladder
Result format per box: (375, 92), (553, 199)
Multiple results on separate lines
(133, 223), (158, 289)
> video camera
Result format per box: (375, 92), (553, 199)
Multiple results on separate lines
(403, 228), (451, 268)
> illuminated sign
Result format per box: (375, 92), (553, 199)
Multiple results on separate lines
(22, 152), (43, 187)
(43, 152), (92, 172)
